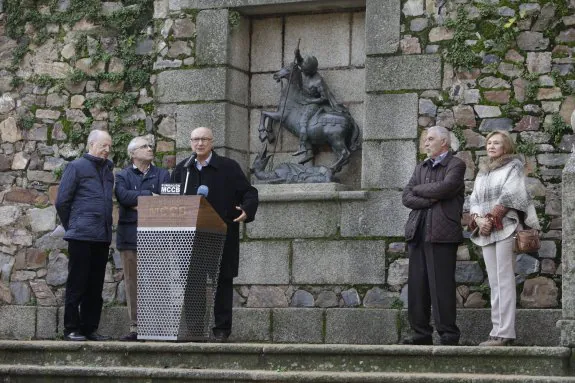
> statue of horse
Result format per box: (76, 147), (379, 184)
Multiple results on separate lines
(250, 144), (334, 184)
(258, 63), (361, 174)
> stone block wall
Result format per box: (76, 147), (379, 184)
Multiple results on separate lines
(0, 0), (571, 343)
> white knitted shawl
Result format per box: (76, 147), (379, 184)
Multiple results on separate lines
(469, 155), (540, 246)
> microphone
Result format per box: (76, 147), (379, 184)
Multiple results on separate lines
(183, 152), (197, 168)
(197, 185), (209, 197)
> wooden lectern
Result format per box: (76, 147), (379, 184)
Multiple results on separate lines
(136, 196), (227, 341)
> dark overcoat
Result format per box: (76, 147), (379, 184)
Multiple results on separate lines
(402, 152), (466, 243)
(55, 154), (115, 243)
(171, 151), (259, 279)
(115, 164), (171, 250)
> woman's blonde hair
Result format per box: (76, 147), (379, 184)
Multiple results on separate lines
(485, 130), (515, 155)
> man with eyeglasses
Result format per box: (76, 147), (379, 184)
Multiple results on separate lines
(171, 127), (258, 342)
(56, 129), (115, 341)
(115, 136), (170, 341)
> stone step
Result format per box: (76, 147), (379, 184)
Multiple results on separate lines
(2, 365), (575, 383)
(0, 341), (572, 376)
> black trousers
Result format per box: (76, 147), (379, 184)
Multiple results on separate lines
(407, 234), (460, 341)
(213, 274), (233, 336)
(64, 240), (109, 335)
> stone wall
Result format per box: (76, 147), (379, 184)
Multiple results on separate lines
(0, 0), (571, 343)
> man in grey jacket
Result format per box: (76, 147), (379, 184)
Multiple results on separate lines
(401, 126), (466, 346)
(56, 130), (114, 342)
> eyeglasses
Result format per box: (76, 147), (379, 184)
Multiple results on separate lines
(190, 137), (213, 143)
(135, 144), (153, 150)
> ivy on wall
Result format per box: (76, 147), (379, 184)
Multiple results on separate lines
(4, 0), (155, 166)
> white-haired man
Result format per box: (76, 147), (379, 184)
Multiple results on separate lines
(115, 136), (170, 341)
(401, 126), (466, 346)
(56, 129), (114, 341)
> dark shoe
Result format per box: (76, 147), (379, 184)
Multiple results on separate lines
(64, 331), (86, 341)
(401, 336), (433, 345)
(213, 330), (230, 343)
(85, 332), (111, 341)
(120, 332), (138, 342)
(440, 336), (459, 346)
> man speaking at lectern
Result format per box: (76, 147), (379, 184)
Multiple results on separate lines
(172, 127), (259, 342)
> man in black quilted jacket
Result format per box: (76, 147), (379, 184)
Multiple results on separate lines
(401, 126), (466, 346)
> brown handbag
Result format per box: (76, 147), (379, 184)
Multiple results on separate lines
(513, 228), (540, 253)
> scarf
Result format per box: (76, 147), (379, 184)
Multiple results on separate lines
(469, 154), (540, 246)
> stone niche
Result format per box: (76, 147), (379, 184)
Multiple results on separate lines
(248, 11), (366, 188)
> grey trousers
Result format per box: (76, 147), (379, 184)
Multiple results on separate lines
(121, 249), (138, 332)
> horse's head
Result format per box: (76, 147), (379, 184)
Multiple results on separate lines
(273, 63), (300, 83)
(250, 144), (273, 173)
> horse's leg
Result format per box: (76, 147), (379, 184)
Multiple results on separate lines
(327, 126), (351, 173)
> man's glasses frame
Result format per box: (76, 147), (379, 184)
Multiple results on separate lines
(190, 137), (213, 143)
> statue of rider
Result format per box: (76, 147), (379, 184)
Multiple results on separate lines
(293, 48), (345, 164)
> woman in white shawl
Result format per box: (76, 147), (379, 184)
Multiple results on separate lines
(469, 130), (540, 346)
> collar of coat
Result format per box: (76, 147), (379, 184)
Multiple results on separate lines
(422, 151), (452, 167)
(196, 151), (221, 169)
(83, 153), (113, 170)
(479, 154), (521, 173)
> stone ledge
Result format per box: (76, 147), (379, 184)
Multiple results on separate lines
(180, 0), (366, 14)
(255, 184), (368, 202)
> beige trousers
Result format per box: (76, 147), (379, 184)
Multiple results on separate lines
(121, 250), (138, 332)
(481, 235), (516, 339)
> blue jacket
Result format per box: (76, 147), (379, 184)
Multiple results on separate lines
(56, 154), (115, 243)
(115, 164), (171, 250)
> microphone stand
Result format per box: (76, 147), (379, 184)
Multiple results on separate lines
(182, 152), (197, 195)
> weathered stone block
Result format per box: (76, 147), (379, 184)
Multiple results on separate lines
(351, 12), (365, 66)
(230, 308), (271, 342)
(159, 102), (249, 152)
(0, 306), (36, 339)
(284, 13), (350, 68)
(322, 69), (365, 103)
(250, 73), (282, 107)
(156, 68), (226, 103)
(251, 17), (282, 73)
(246, 201), (339, 239)
(366, 55), (441, 91)
(229, 14), (250, 72)
(292, 240), (386, 284)
(272, 308), (323, 343)
(366, 0), (400, 55)
(246, 285), (288, 308)
(196, 9), (229, 65)
(364, 93), (417, 139)
(26, 206), (56, 233)
(236, 241), (290, 284)
(36, 306), (58, 338)
(98, 307), (130, 338)
(361, 140), (416, 188)
(325, 309), (399, 344)
(341, 190), (408, 237)
(228, 68), (249, 106)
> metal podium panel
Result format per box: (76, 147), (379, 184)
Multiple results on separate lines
(136, 227), (226, 341)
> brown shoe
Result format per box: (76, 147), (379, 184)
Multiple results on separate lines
(479, 336), (513, 346)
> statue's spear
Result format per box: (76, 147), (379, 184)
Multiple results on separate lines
(269, 38), (300, 170)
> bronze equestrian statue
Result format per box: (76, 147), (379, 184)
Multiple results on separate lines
(258, 49), (361, 174)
